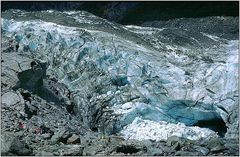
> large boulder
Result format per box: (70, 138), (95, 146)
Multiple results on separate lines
(14, 60), (47, 93)
(1, 91), (22, 109)
(9, 138), (33, 155)
(1, 132), (15, 155)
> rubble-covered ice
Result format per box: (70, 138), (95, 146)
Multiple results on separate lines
(121, 117), (218, 141)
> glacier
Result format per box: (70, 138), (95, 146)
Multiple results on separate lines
(1, 10), (238, 141)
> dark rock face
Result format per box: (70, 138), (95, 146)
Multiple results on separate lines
(9, 138), (33, 155)
(14, 61), (46, 92)
(1, 2), (238, 25)
(142, 16), (239, 40)
(116, 144), (141, 154)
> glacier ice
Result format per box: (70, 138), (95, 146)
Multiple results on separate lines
(1, 10), (238, 141)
